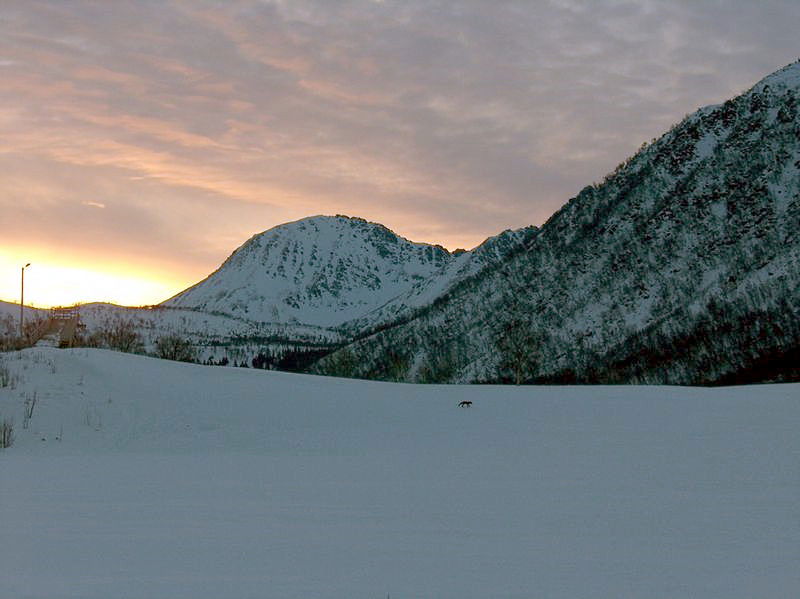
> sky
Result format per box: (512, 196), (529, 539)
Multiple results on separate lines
(1, 0), (798, 307)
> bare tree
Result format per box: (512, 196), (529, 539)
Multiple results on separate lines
(98, 318), (144, 353)
(493, 270), (545, 385)
(155, 335), (196, 362)
(494, 315), (544, 385)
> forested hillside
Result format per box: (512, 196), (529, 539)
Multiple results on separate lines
(314, 60), (800, 385)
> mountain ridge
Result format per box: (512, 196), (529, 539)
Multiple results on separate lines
(163, 214), (536, 330)
(312, 59), (800, 384)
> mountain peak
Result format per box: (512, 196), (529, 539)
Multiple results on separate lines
(753, 58), (800, 92)
(281, 214), (372, 228)
(164, 216), (455, 327)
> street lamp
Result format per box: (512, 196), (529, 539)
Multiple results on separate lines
(20, 263), (30, 338)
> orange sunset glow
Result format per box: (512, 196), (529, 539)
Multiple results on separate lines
(2, 2), (797, 308)
(0, 250), (196, 308)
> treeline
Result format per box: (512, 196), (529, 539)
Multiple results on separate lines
(249, 346), (338, 372)
(537, 294), (800, 386)
(65, 317), (341, 372)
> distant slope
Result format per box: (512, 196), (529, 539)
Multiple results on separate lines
(0, 299), (44, 319)
(315, 60), (800, 384)
(0, 300), (342, 364)
(0, 300), (47, 342)
(74, 302), (344, 364)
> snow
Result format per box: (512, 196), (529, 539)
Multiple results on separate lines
(164, 215), (456, 328)
(348, 226), (536, 332)
(754, 59), (800, 92)
(1, 347), (798, 597)
(693, 130), (720, 160)
(164, 215), (533, 331)
(0, 300), (43, 321)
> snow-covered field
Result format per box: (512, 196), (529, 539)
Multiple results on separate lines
(1, 348), (798, 598)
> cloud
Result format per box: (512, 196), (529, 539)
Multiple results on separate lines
(1, 0), (798, 298)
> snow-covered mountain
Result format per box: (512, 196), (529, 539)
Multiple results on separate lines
(163, 215), (532, 329)
(9, 62), (799, 384)
(315, 60), (800, 384)
(341, 225), (536, 333)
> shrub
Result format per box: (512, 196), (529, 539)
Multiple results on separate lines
(101, 319), (144, 353)
(75, 318), (144, 353)
(0, 417), (14, 449)
(155, 335), (196, 362)
(0, 314), (48, 351)
(0, 361), (11, 388)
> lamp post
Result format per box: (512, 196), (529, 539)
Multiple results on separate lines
(20, 263), (30, 338)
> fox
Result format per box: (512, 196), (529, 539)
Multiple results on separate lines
(458, 400), (473, 408)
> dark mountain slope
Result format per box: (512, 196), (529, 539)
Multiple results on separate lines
(315, 60), (800, 384)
